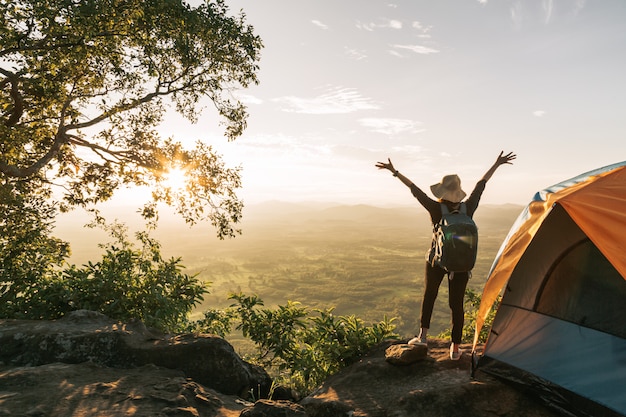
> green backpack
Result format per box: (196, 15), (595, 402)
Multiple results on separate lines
(431, 203), (478, 273)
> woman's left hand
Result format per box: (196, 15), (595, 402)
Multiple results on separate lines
(375, 158), (395, 172)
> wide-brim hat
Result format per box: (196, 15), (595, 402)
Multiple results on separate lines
(430, 174), (466, 203)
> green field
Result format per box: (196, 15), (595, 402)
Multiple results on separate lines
(56, 201), (524, 339)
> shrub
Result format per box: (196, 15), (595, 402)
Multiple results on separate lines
(190, 292), (399, 394)
(0, 209), (208, 333)
(56, 223), (208, 332)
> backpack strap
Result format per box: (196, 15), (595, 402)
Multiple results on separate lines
(441, 202), (465, 215)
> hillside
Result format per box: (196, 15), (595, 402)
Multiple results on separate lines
(54, 201), (524, 339)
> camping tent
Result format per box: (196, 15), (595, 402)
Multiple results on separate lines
(473, 161), (626, 417)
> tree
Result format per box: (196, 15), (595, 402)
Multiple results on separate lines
(0, 0), (262, 238)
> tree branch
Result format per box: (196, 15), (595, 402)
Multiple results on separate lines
(0, 69), (24, 127)
(0, 129), (69, 178)
(66, 90), (163, 131)
(66, 74), (198, 132)
(0, 30), (125, 58)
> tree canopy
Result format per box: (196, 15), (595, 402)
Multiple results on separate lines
(0, 0), (262, 238)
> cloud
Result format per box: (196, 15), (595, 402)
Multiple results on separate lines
(573, 0), (587, 15)
(510, 2), (523, 29)
(235, 133), (334, 159)
(344, 47), (368, 61)
(235, 93), (263, 105)
(311, 20), (329, 30)
(542, 0), (554, 24)
(533, 110), (546, 117)
(391, 145), (424, 155)
(509, 0), (584, 28)
(356, 19), (403, 31)
(356, 21), (375, 32)
(274, 87), (379, 114)
(543, 0), (587, 22)
(390, 44), (440, 55)
(411, 21), (432, 38)
(388, 19), (403, 29)
(238, 133), (298, 148)
(359, 118), (424, 135)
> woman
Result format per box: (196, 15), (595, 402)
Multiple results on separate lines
(375, 151), (516, 360)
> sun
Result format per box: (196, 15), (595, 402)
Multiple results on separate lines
(162, 167), (189, 191)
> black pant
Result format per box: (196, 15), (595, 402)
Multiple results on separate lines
(420, 262), (469, 344)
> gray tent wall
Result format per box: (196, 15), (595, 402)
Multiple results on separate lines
(478, 204), (626, 417)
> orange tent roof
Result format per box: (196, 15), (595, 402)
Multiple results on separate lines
(473, 162), (626, 349)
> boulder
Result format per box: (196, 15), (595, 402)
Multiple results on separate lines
(0, 361), (248, 417)
(239, 399), (307, 417)
(384, 343), (427, 365)
(0, 310), (271, 398)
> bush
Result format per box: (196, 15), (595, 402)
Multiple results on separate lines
(58, 223), (207, 332)
(189, 292), (399, 394)
(0, 207), (208, 332)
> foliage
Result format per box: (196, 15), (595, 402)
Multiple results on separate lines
(189, 292), (399, 393)
(437, 287), (501, 344)
(0, 180), (70, 318)
(57, 222), (208, 331)
(0, 205), (208, 332)
(0, 0), (263, 238)
(185, 308), (235, 338)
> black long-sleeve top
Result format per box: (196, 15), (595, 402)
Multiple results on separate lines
(409, 179), (487, 225)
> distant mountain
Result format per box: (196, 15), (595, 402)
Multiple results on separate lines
(55, 201), (524, 265)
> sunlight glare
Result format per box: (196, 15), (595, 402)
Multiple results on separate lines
(163, 167), (189, 191)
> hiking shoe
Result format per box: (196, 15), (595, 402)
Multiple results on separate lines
(408, 335), (427, 346)
(450, 344), (462, 361)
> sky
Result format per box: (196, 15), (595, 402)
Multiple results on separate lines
(158, 0), (626, 207)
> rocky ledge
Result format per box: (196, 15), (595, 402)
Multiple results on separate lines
(0, 311), (561, 417)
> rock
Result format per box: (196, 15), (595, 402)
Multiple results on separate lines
(301, 339), (562, 417)
(384, 343), (427, 365)
(0, 314), (566, 417)
(268, 385), (301, 402)
(0, 310), (271, 398)
(240, 399), (307, 416)
(0, 362), (241, 417)
(299, 397), (354, 417)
